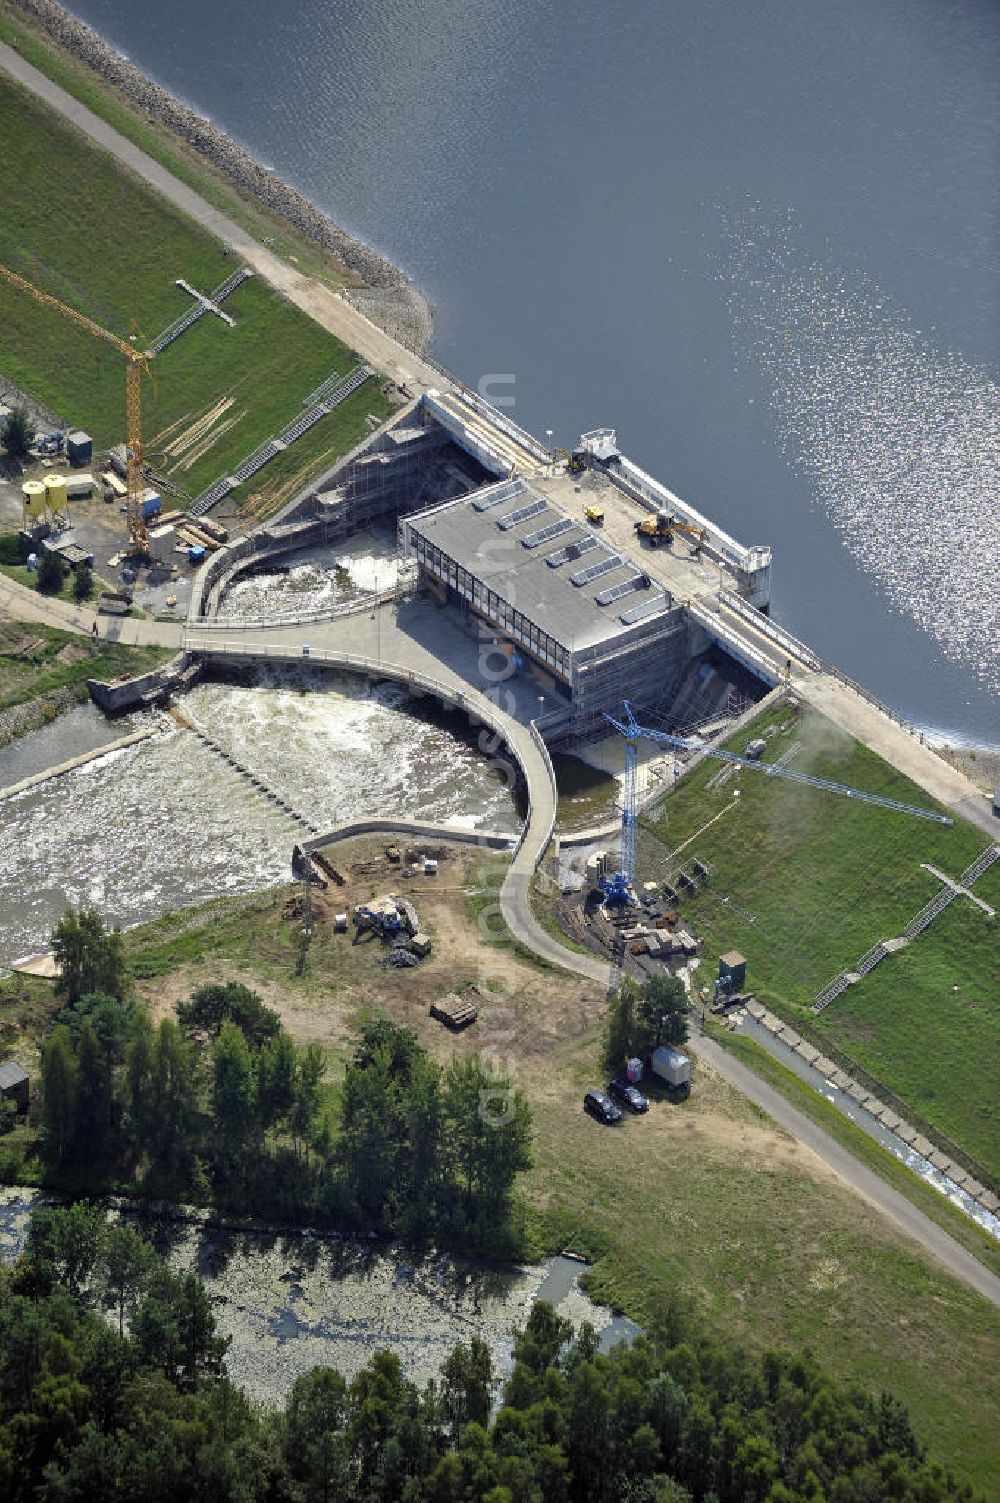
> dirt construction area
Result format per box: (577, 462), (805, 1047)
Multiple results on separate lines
(136, 836), (841, 1179)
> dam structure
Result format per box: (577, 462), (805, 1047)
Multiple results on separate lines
(163, 381), (994, 928)
(189, 387), (788, 747)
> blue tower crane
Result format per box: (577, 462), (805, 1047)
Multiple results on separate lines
(599, 700), (951, 904)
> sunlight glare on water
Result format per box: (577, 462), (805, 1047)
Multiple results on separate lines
(723, 209), (1000, 700)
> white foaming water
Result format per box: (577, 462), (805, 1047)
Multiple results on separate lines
(724, 210), (1000, 700)
(0, 670), (517, 970)
(218, 532), (401, 621)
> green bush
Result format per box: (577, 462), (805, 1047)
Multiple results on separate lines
(35, 550), (65, 595)
(0, 532), (25, 565)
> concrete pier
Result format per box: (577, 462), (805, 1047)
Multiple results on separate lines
(0, 724), (160, 803)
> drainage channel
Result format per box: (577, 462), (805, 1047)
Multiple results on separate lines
(733, 1015), (1000, 1240)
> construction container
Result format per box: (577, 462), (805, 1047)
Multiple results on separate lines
(141, 492), (162, 522)
(43, 473), (67, 512)
(423, 858), (438, 875)
(334, 913), (348, 932)
(651, 1045), (691, 1096)
(585, 855), (601, 884)
(66, 430), (92, 466)
(719, 950), (747, 990)
(63, 473), (95, 500)
(21, 479), (46, 518)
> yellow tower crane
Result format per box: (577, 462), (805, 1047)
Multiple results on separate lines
(0, 262), (154, 554)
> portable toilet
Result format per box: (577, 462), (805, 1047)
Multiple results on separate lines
(719, 950), (747, 992)
(43, 473), (67, 513)
(22, 479), (46, 521)
(993, 789), (1000, 819)
(626, 1056), (643, 1083)
(66, 430), (92, 466)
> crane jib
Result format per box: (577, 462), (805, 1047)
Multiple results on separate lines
(603, 706), (952, 826)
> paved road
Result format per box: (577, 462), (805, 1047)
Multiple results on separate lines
(0, 573), (183, 648)
(0, 40), (440, 397)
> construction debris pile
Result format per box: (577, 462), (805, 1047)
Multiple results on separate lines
(353, 894), (432, 966)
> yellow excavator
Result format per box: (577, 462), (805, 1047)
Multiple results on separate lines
(634, 510), (707, 551)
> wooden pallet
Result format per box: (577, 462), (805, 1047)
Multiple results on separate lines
(430, 990), (479, 1030)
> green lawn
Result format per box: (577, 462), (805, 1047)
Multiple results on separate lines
(0, 75), (375, 502)
(527, 1029), (1000, 1498)
(0, 619), (171, 712)
(641, 702), (999, 1178)
(0, 3), (357, 290)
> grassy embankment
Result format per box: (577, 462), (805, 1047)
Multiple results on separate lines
(0, 2), (357, 290)
(0, 619), (171, 712)
(638, 701), (999, 1181)
(0, 73), (391, 506)
(3, 867), (997, 1492)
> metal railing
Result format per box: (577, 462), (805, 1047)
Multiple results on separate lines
(718, 591), (823, 672)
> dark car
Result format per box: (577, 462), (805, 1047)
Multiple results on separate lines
(608, 1079), (649, 1114)
(583, 1089), (622, 1125)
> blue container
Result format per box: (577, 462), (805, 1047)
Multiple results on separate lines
(142, 494), (162, 521)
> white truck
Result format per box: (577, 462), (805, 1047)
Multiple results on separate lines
(650, 1045), (692, 1099)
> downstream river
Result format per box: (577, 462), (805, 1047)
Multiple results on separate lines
(0, 665), (519, 971)
(65, 0), (1000, 742)
(0, 1188), (638, 1405)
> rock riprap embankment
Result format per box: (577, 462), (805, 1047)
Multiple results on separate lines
(8, 0), (432, 352)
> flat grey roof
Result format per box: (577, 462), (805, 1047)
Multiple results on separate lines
(407, 480), (672, 653)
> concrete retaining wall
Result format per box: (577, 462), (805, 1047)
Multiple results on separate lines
(0, 723), (160, 802)
(304, 818), (514, 855)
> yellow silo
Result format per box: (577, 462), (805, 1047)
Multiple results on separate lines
(22, 479), (46, 522)
(44, 473), (68, 512)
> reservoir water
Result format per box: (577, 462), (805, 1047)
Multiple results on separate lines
(62, 0), (1000, 742)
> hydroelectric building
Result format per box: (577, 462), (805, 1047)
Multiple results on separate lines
(201, 385), (798, 744)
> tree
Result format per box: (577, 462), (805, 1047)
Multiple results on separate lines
(603, 977), (642, 1074)
(638, 976), (689, 1049)
(178, 982), (280, 1047)
(255, 1029), (296, 1136)
(52, 909), (130, 1006)
(36, 549), (66, 595)
(289, 1042), (325, 1158)
(284, 1368), (349, 1502)
(72, 1018), (113, 1160)
(441, 1337), (493, 1444)
(40, 1026), (78, 1163)
(148, 1019), (201, 1176)
(72, 562), (93, 602)
(101, 1223), (155, 1338)
(211, 1021), (257, 1168)
(2, 404), (34, 460)
(27, 1202), (106, 1302)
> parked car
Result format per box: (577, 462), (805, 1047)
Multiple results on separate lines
(584, 1089), (622, 1125)
(607, 1079), (649, 1114)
